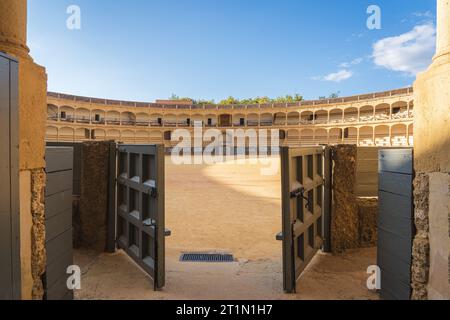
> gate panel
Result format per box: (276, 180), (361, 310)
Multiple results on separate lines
(116, 145), (165, 290)
(0, 52), (20, 300)
(281, 146), (327, 293)
(377, 149), (413, 300)
(44, 147), (74, 300)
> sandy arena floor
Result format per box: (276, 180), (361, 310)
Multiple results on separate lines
(75, 156), (378, 300)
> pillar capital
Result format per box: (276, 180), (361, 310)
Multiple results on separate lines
(0, 0), (30, 58)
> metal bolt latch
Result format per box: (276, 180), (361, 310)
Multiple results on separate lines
(290, 186), (310, 209)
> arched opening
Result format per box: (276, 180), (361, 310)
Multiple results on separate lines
(287, 112), (299, 125)
(359, 105), (374, 122)
(75, 128), (90, 141)
(121, 130), (135, 143)
(343, 107), (358, 123)
(75, 108), (90, 123)
(314, 128), (328, 145)
(260, 113), (273, 126)
(191, 114), (204, 127)
(391, 101), (408, 120)
(286, 129), (299, 145)
(47, 104), (58, 121)
(150, 113), (163, 127)
(247, 113), (259, 127)
(343, 127), (358, 144)
(359, 126), (374, 146)
(60, 106), (75, 122)
(314, 110), (328, 124)
(375, 103), (390, 120)
(107, 129), (121, 140)
(218, 114), (232, 127)
(135, 130), (150, 143)
(374, 125), (390, 146)
(106, 111), (121, 125)
(300, 129), (314, 145)
(91, 109), (106, 124)
(274, 112), (286, 125)
(121, 112), (136, 126)
(46, 126), (58, 141)
(136, 113), (150, 126)
(300, 111), (314, 125)
(150, 131), (163, 143)
(329, 109), (343, 124)
(391, 124), (407, 146)
(59, 127), (74, 142)
(328, 128), (342, 144)
(164, 114), (177, 127)
(178, 114), (191, 127)
(232, 113), (245, 127)
(93, 129), (106, 141)
(204, 114), (217, 127)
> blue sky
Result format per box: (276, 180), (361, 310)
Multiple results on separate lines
(28, 0), (436, 102)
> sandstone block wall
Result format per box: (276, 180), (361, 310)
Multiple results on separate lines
(331, 145), (359, 253)
(76, 141), (113, 252)
(357, 197), (378, 247)
(331, 145), (379, 254)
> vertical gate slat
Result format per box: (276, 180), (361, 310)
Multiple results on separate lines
(45, 147), (74, 300)
(377, 148), (413, 300)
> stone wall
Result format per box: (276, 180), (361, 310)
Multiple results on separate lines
(331, 145), (379, 253)
(331, 145), (359, 253)
(357, 197), (378, 247)
(76, 142), (113, 252)
(411, 174), (430, 300)
(31, 169), (46, 300)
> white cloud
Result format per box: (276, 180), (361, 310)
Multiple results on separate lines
(372, 24), (436, 76)
(313, 70), (353, 82)
(339, 58), (363, 68)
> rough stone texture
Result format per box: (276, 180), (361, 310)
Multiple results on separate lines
(411, 173), (430, 300)
(77, 142), (111, 252)
(331, 145), (359, 254)
(357, 197), (378, 247)
(30, 169), (46, 300)
(427, 173), (450, 299)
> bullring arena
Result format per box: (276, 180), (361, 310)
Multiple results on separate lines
(45, 87), (414, 147)
(44, 87), (411, 299)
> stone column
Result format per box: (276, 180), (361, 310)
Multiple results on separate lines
(0, 0), (48, 300)
(412, 0), (450, 300)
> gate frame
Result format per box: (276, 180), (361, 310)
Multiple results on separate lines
(114, 144), (166, 290)
(280, 145), (332, 293)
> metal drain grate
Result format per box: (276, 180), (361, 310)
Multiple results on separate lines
(180, 252), (234, 263)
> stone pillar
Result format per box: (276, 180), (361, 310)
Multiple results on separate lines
(0, 0), (48, 300)
(412, 0), (450, 300)
(330, 145), (359, 254)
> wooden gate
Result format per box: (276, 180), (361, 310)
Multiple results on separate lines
(377, 148), (414, 300)
(280, 146), (332, 293)
(116, 145), (166, 290)
(44, 147), (74, 300)
(0, 52), (20, 300)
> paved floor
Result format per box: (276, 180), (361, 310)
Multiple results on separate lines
(74, 156), (379, 300)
